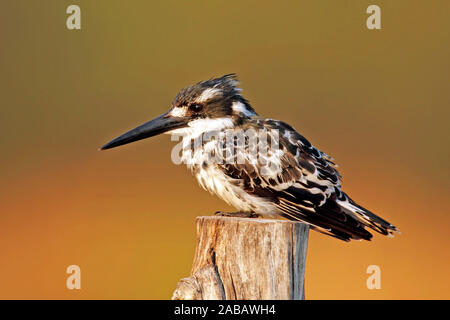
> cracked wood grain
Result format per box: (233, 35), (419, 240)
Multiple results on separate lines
(172, 216), (309, 300)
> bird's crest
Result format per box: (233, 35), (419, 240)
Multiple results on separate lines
(172, 74), (242, 108)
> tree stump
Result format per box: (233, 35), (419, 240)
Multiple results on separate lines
(172, 216), (309, 300)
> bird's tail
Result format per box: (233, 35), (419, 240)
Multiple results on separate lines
(277, 192), (399, 241)
(278, 197), (376, 241)
(336, 193), (399, 238)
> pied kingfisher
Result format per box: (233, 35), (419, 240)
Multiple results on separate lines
(102, 74), (399, 241)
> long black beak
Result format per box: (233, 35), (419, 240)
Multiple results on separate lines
(101, 111), (188, 150)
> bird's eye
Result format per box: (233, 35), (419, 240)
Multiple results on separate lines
(189, 104), (203, 112)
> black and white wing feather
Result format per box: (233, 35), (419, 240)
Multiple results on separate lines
(218, 119), (398, 241)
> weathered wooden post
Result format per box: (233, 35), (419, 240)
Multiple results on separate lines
(172, 216), (309, 300)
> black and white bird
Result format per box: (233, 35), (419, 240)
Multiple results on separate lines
(102, 74), (399, 241)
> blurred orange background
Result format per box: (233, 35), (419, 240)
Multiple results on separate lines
(0, 0), (449, 299)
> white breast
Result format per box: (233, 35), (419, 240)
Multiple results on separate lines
(184, 139), (277, 215)
(194, 163), (278, 215)
(172, 117), (278, 215)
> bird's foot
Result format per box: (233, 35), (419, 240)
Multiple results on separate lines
(214, 211), (261, 218)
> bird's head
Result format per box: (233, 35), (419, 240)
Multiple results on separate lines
(101, 74), (257, 150)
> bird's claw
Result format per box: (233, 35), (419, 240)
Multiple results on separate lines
(214, 211), (261, 218)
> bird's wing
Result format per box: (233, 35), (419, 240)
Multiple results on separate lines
(217, 119), (396, 241)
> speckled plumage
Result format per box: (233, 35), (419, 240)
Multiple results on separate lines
(170, 75), (398, 241)
(103, 74), (399, 241)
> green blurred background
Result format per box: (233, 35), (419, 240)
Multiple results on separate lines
(0, 0), (449, 299)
